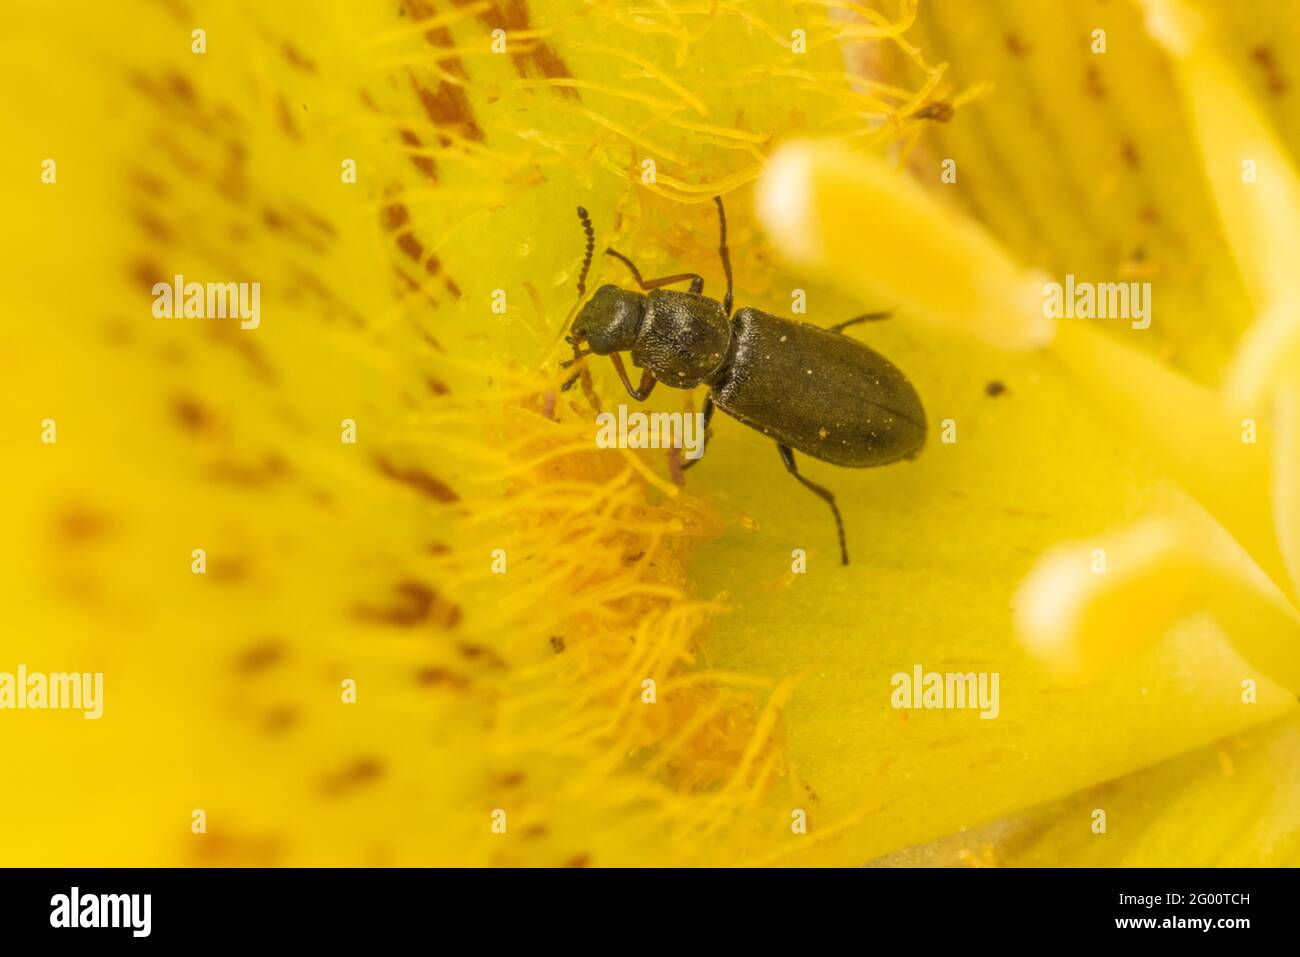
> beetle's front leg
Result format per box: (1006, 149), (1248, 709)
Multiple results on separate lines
(609, 352), (656, 401)
(605, 248), (704, 295)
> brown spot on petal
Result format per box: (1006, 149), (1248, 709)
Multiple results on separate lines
(57, 505), (113, 544)
(467, 0), (579, 95)
(1084, 63), (1106, 99)
(126, 168), (170, 198)
(190, 831), (282, 866)
(1251, 46), (1287, 96)
(399, 128), (439, 181)
(382, 201), (411, 232)
(282, 41), (318, 74)
(374, 455), (459, 502)
(413, 77), (485, 142)
(459, 643), (507, 669)
(221, 330), (278, 383)
(320, 757), (385, 797)
(1004, 33), (1032, 57)
(209, 555), (252, 583)
(133, 207), (173, 242)
(354, 580), (433, 627)
(130, 258), (166, 293)
(355, 580), (462, 629)
(165, 70), (198, 105)
(263, 706), (299, 734)
(172, 394), (214, 433)
(405, 0), (470, 72)
(234, 640), (287, 675)
(274, 94), (303, 141)
(415, 666), (470, 690)
(396, 231), (425, 264)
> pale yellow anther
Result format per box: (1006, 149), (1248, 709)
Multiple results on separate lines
(757, 141), (1054, 351)
(1139, 0), (1203, 55)
(1015, 519), (1300, 695)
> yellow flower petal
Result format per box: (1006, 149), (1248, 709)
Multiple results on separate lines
(874, 0), (1255, 383)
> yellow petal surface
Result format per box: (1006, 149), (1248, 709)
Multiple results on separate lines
(874, 0), (1258, 384)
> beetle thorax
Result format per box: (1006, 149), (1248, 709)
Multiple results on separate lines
(630, 289), (732, 390)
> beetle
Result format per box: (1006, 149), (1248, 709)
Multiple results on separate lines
(563, 197), (926, 565)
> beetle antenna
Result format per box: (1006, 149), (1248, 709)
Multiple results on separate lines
(713, 196), (734, 317)
(549, 206), (596, 353)
(576, 206), (596, 298)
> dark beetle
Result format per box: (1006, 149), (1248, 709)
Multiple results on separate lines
(564, 197), (926, 565)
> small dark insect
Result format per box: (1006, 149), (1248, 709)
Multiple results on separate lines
(562, 197), (926, 565)
(985, 380), (1007, 397)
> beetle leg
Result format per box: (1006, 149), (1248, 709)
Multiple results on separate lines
(564, 335), (595, 390)
(560, 334), (603, 412)
(609, 352), (657, 401)
(776, 443), (849, 565)
(605, 248), (704, 294)
(560, 353), (591, 391)
(828, 311), (892, 334)
(713, 196), (734, 317)
(682, 394), (714, 471)
(560, 348), (593, 368)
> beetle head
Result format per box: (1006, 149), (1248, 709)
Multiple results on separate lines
(570, 284), (645, 354)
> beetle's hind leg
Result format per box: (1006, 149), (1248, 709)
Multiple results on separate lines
(828, 311), (892, 334)
(776, 443), (849, 565)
